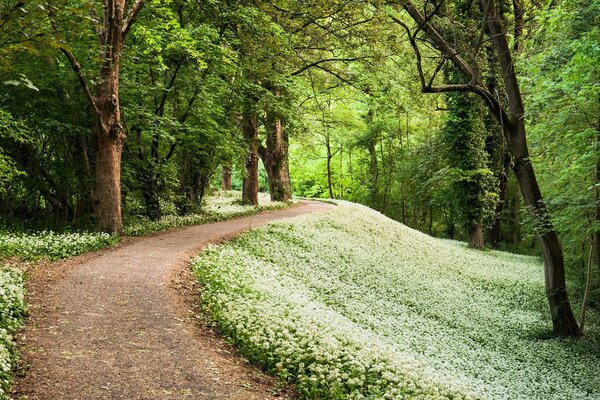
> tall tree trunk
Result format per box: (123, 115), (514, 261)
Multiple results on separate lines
(58, 0), (144, 233)
(469, 224), (484, 248)
(326, 138), (335, 200)
(222, 166), (233, 190)
(594, 127), (600, 305)
(242, 111), (259, 205)
(261, 100), (292, 202)
(397, 0), (580, 335)
(486, 1), (580, 336)
(487, 152), (510, 245)
(93, 77), (125, 232)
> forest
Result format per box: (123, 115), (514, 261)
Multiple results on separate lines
(0, 0), (599, 399)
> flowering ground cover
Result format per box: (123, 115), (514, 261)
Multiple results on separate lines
(0, 191), (292, 260)
(0, 191), (291, 399)
(123, 191), (294, 236)
(0, 267), (25, 398)
(192, 201), (600, 400)
(0, 230), (118, 261)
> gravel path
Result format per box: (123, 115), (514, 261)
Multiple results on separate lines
(13, 201), (333, 399)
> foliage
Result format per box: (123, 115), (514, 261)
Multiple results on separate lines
(193, 201), (600, 399)
(442, 88), (498, 235)
(522, 0), (600, 269)
(0, 267), (26, 399)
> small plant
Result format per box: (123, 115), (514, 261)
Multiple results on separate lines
(123, 192), (294, 236)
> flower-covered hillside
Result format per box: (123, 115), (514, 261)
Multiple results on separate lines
(192, 201), (600, 400)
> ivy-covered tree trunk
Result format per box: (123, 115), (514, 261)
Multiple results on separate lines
(242, 111), (259, 205)
(442, 86), (493, 249)
(595, 128), (600, 305)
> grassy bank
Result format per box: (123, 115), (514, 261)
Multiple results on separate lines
(192, 201), (600, 400)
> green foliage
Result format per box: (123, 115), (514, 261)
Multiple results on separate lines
(0, 110), (27, 191)
(522, 0), (600, 267)
(442, 84), (499, 236)
(193, 201), (600, 399)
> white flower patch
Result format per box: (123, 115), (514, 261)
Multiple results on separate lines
(124, 191), (294, 236)
(0, 267), (25, 398)
(0, 230), (118, 260)
(192, 201), (600, 400)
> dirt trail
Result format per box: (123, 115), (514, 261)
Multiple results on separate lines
(13, 201), (333, 400)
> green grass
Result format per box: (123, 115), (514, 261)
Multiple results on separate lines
(192, 201), (600, 400)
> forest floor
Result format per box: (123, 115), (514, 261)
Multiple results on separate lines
(11, 201), (333, 400)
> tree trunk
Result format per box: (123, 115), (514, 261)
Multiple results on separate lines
(487, 152), (510, 246)
(59, 0), (145, 233)
(485, 0), (580, 336)
(93, 75), (125, 232)
(138, 165), (161, 221)
(594, 127), (600, 306)
(222, 166), (233, 190)
(242, 111), (259, 205)
(469, 224), (484, 248)
(261, 104), (292, 202)
(326, 139), (335, 200)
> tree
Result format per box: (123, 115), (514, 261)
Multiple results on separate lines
(259, 86), (293, 202)
(442, 84), (497, 248)
(388, 0), (581, 336)
(523, 0), (600, 306)
(51, 0), (144, 232)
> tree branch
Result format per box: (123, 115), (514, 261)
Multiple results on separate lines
(122, 0), (144, 37)
(290, 57), (363, 76)
(59, 47), (100, 116)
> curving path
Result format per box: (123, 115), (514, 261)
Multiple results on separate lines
(13, 201), (334, 400)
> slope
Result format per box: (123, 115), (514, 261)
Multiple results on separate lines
(192, 201), (600, 400)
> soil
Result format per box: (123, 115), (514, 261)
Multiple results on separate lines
(12, 201), (334, 400)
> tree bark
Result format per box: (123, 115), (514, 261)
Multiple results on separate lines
(326, 137), (335, 200)
(222, 166), (233, 190)
(93, 48), (126, 232)
(58, 0), (144, 233)
(469, 224), (485, 248)
(260, 97), (292, 202)
(487, 152), (510, 245)
(594, 126), (600, 305)
(242, 111), (259, 205)
(485, 0), (580, 336)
